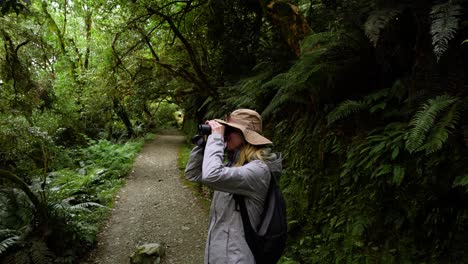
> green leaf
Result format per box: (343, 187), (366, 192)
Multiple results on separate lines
(392, 166), (405, 186)
(374, 164), (392, 178)
(453, 174), (468, 190)
(391, 147), (400, 160)
(369, 102), (386, 113)
(406, 95), (457, 152)
(370, 142), (386, 154)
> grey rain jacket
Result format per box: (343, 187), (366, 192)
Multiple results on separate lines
(185, 134), (282, 264)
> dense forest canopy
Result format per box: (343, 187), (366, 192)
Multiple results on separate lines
(0, 0), (467, 263)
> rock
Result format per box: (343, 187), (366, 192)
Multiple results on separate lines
(129, 243), (166, 264)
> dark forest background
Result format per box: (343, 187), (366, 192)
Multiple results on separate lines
(0, 0), (467, 263)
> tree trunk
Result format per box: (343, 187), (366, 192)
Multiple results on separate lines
(262, 0), (312, 57)
(113, 97), (133, 138)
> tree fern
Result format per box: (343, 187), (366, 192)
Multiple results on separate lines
(326, 100), (367, 125)
(364, 9), (401, 47)
(430, 2), (462, 61)
(405, 95), (458, 153)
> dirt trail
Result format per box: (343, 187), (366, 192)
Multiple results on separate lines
(86, 130), (208, 264)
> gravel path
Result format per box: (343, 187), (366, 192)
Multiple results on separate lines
(86, 131), (208, 264)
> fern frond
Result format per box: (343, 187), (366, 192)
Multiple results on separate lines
(0, 235), (20, 254)
(262, 51), (328, 118)
(364, 9), (401, 47)
(30, 240), (53, 264)
(301, 32), (337, 54)
(430, 3), (462, 61)
(0, 228), (20, 238)
(453, 174), (468, 190)
(327, 100), (367, 125)
(418, 102), (460, 154)
(13, 249), (32, 264)
(405, 95), (458, 153)
(70, 202), (106, 211)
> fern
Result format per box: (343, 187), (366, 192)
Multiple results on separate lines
(0, 234), (20, 254)
(430, 2), (462, 61)
(70, 202), (106, 211)
(327, 100), (367, 125)
(405, 95), (458, 153)
(326, 83), (405, 126)
(453, 174), (468, 190)
(30, 240), (54, 264)
(364, 9), (401, 47)
(262, 50), (329, 117)
(419, 102), (460, 154)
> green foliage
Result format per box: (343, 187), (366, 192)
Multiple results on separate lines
(405, 95), (459, 153)
(327, 100), (366, 125)
(365, 9), (401, 47)
(0, 138), (143, 262)
(0, 0), (28, 15)
(430, 2), (462, 61)
(327, 80), (407, 125)
(152, 101), (180, 129)
(1, 0), (467, 263)
(0, 229), (20, 254)
(262, 32), (338, 118)
(453, 174), (468, 190)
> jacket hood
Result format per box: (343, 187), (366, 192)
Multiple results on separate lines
(227, 149), (283, 179)
(264, 152), (283, 181)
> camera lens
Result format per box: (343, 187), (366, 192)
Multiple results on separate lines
(198, 124), (212, 135)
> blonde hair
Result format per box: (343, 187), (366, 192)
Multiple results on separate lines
(234, 144), (273, 167)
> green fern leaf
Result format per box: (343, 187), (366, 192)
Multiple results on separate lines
(0, 235), (20, 254)
(453, 174), (468, 190)
(262, 32), (336, 118)
(365, 9), (401, 47)
(70, 202), (106, 211)
(420, 102), (460, 154)
(30, 240), (53, 264)
(327, 100), (367, 125)
(405, 95), (457, 153)
(430, 3), (462, 61)
(14, 249), (32, 264)
(392, 166), (405, 186)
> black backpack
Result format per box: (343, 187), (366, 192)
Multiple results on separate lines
(234, 174), (288, 264)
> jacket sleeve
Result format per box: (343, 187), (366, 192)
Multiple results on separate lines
(184, 145), (204, 182)
(202, 134), (270, 197)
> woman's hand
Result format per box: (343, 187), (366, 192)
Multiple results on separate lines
(206, 120), (225, 135)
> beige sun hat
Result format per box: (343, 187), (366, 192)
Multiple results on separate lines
(215, 109), (273, 146)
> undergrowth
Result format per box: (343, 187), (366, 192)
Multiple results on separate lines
(1, 137), (147, 263)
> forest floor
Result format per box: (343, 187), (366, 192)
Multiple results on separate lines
(85, 130), (208, 264)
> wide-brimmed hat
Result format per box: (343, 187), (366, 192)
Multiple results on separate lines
(215, 109), (272, 145)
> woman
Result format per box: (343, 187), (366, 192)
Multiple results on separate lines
(185, 109), (282, 264)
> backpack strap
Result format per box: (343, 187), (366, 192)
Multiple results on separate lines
(258, 178), (276, 236)
(233, 194), (257, 253)
(234, 171), (276, 236)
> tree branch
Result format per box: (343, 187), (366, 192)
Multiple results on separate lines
(146, 5), (215, 96)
